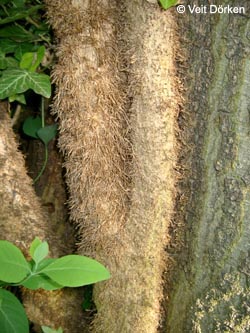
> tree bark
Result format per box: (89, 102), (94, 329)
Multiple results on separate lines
(166, 1), (250, 332)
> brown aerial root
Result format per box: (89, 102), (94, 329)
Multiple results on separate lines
(45, 0), (184, 332)
(46, 0), (130, 256)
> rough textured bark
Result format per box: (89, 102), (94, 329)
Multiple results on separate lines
(0, 102), (85, 332)
(46, 0), (180, 332)
(167, 1), (250, 332)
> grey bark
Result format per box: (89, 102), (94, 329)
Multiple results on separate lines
(166, 1), (250, 332)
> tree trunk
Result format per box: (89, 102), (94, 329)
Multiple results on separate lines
(46, 0), (180, 332)
(166, 1), (250, 332)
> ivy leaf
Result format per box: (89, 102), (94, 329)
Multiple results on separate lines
(12, 0), (26, 7)
(8, 93), (26, 104)
(159, 0), (178, 10)
(0, 289), (29, 333)
(0, 5), (43, 25)
(20, 46), (45, 72)
(23, 116), (42, 139)
(37, 124), (58, 146)
(14, 42), (36, 60)
(0, 240), (30, 283)
(0, 53), (18, 70)
(0, 38), (20, 54)
(0, 68), (51, 99)
(41, 255), (111, 287)
(0, 25), (35, 42)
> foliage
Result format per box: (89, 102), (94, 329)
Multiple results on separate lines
(159, 0), (178, 10)
(41, 326), (63, 333)
(0, 0), (55, 182)
(0, 238), (110, 333)
(0, 0), (52, 102)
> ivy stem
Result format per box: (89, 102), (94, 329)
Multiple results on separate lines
(33, 144), (48, 184)
(41, 97), (45, 128)
(33, 97), (47, 184)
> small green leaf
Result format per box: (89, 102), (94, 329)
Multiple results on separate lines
(41, 326), (63, 333)
(14, 42), (36, 60)
(33, 241), (49, 264)
(41, 255), (110, 287)
(0, 25), (35, 42)
(23, 116), (42, 139)
(29, 237), (42, 258)
(0, 289), (29, 333)
(12, 0), (26, 7)
(0, 5), (43, 25)
(37, 258), (57, 271)
(5, 57), (19, 68)
(37, 124), (58, 146)
(0, 240), (30, 283)
(0, 54), (18, 70)
(21, 274), (63, 291)
(8, 93), (26, 104)
(159, 0), (178, 10)
(20, 46), (45, 72)
(0, 52), (7, 70)
(0, 68), (51, 99)
(0, 39), (19, 54)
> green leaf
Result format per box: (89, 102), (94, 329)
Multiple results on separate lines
(159, 0), (178, 10)
(0, 39), (19, 54)
(41, 255), (110, 287)
(12, 0), (26, 7)
(14, 42), (36, 60)
(37, 258), (57, 271)
(0, 240), (30, 283)
(0, 52), (7, 70)
(0, 68), (51, 99)
(8, 93), (26, 104)
(20, 46), (45, 72)
(0, 289), (29, 333)
(5, 57), (19, 68)
(29, 237), (42, 258)
(21, 274), (63, 291)
(23, 116), (42, 139)
(0, 5), (43, 25)
(0, 0), (10, 4)
(32, 241), (49, 264)
(41, 326), (63, 333)
(37, 124), (58, 146)
(0, 25), (35, 42)
(0, 54), (18, 70)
